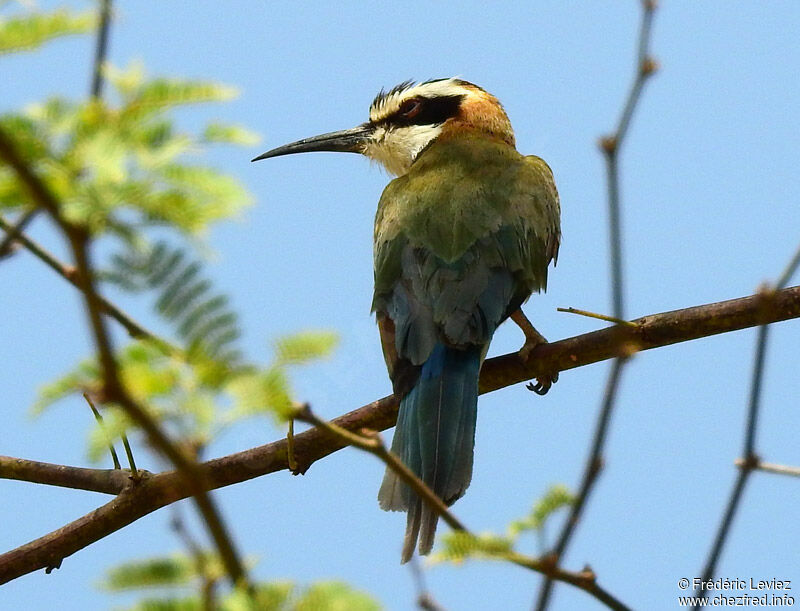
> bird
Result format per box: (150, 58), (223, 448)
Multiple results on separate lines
(252, 78), (561, 563)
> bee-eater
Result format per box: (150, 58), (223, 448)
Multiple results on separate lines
(253, 78), (560, 563)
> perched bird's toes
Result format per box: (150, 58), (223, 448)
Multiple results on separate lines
(526, 371), (559, 395)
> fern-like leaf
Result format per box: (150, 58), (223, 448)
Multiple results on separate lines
(0, 9), (94, 55)
(107, 241), (242, 368)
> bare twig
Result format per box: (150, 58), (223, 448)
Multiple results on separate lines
(293, 404), (465, 532)
(83, 392), (121, 470)
(0, 213), (174, 351)
(171, 508), (219, 611)
(735, 459), (800, 479)
(0, 208), (37, 260)
(409, 556), (445, 611)
(535, 2), (658, 608)
(90, 0), (112, 99)
(693, 244), (800, 608)
(557, 307), (638, 328)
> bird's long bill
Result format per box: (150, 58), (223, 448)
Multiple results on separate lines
(251, 124), (373, 162)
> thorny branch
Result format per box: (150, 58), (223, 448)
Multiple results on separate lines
(535, 1), (658, 608)
(2, 283), (799, 586)
(692, 244), (800, 608)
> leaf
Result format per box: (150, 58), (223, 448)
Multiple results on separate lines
(124, 598), (202, 611)
(293, 581), (381, 611)
(101, 555), (195, 591)
(227, 366), (294, 421)
(202, 123), (260, 146)
(121, 77), (238, 120)
(274, 331), (339, 366)
(223, 582), (293, 611)
(508, 484), (575, 537)
(0, 9), (94, 55)
(432, 531), (513, 564)
(31, 359), (99, 415)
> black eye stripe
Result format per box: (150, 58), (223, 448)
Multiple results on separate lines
(383, 94), (465, 128)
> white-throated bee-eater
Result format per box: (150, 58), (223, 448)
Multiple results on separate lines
(253, 78), (561, 563)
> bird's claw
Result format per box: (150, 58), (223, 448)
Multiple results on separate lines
(526, 371), (559, 395)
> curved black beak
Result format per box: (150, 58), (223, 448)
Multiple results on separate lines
(251, 124), (373, 162)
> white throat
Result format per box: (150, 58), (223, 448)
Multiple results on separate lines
(363, 123), (443, 176)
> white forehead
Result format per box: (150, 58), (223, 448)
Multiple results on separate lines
(369, 78), (475, 123)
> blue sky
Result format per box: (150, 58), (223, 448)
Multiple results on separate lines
(2, 2), (799, 609)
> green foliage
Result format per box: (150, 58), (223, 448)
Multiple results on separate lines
(0, 62), (254, 236)
(106, 241), (243, 367)
(102, 555), (198, 590)
(432, 531), (514, 564)
(34, 330), (338, 461)
(202, 123), (260, 146)
(0, 8), (95, 55)
(228, 331), (339, 422)
(274, 331), (339, 366)
(102, 552), (380, 611)
(508, 484), (575, 537)
(292, 581), (380, 611)
(432, 485), (574, 567)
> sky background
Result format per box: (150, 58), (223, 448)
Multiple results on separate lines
(2, 2), (800, 610)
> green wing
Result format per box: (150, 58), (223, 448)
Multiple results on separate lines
(372, 135), (560, 371)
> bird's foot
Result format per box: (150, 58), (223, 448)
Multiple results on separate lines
(526, 371), (559, 395)
(510, 309), (558, 395)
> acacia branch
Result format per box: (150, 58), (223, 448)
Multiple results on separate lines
(693, 244), (800, 608)
(2, 284), (799, 585)
(536, 2), (657, 605)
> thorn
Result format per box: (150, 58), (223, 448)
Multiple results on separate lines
(641, 57), (659, 76)
(599, 135), (617, 155)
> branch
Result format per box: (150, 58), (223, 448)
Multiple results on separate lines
(0, 456), (130, 495)
(693, 244), (800, 607)
(2, 285), (799, 585)
(536, 2), (657, 605)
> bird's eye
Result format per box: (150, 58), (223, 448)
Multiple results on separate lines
(399, 98), (423, 118)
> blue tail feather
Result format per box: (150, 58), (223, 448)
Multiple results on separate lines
(378, 343), (481, 562)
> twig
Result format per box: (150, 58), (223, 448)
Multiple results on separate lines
(0, 455), (133, 494)
(286, 418), (298, 473)
(90, 0), (112, 99)
(0, 125), (250, 590)
(0, 208), (37, 260)
(409, 556), (444, 611)
(171, 508), (218, 611)
(83, 392), (121, 470)
(0, 213), (174, 352)
(735, 459), (800, 479)
(693, 244), (800, 608)
(1, 285), (800, 584)
(557, 307), (637, 328)
(293, 404), (465, 532)
(536, 2), (658, 608)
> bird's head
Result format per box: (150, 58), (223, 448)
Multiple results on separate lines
(252, 78), (514, 176)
